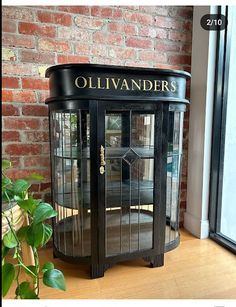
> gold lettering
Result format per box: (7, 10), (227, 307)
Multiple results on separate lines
(131, 79), (141, 90)
(154, 80), (161, 91)
(111, 78), (120, 90)
(162, 80), (169, 91)
(105, 77), (110, 89)
(97, 77), (105, 89)
(120, 79), (130, 90)
(75, 76), (87, 88)
(143, 80), (153, 91)
(170, 80), (177, 92)
(88, 77), (97, 89)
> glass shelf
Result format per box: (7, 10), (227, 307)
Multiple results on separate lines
(53, 146), (155, 159)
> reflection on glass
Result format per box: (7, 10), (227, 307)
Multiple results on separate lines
(166, 110), (184, 245)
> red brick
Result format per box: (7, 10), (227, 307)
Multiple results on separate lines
(154, 16), (183, 30)
(42, 118), (49, 131)
(75, 16), (104, 30)
(37, 91), (50, 103)
(24, 131), (49, 142)
(2, 18), (17, 33)
(155, 42), (180, 52)
(139, 6), (168, 16)
(40, 182), (51, 191)
(2, 33), (35, 49)
(38, 38), (71, 53)
(2, 131), (20, 142)
(2, 77), (20, 89)
(138, 50), (166, 63)
(93, 32), (123, 46)
(176, 7), (193, 18)
(108, 22), (138, 35)
(91, 7), (113, 18)
(90, 45), (107, 57)
(139, 26), (167, 39)
(168, 55), (191, 65)
(2, 90), (13, 102)
(22, 105), (48, 117)
(183, 21), (192, 32)
(6, 169), (50, 181)
(4, 118), (40, 130)
(24, 156), (50, 168)
(20, 50), (55, 64)
(108, 47), (137, 60)
(57, 27), (90, 41)
(19, 22), (56, 38)
(112, 8), (123, 19)
(57, 55), (90, 64)
(169, 31), (192, 43)
(58, 6), (90, 15)
(74, 42), (90, 55)
(9, 90), (37, 103)
(181, 44), (192, 54)
(2, 104), (20, 116)
(37, 11), (72, 27)
(123, 11), (153, 25)
(2, 7), (34, 21)
(2, 63), (35, 76)
(125, 61), (149, 68)
(126, 37), (153, 49)
(22, 78), (49, 90)
(42, 143), (50, 154)
(29, 184), (40, 193)
(5, 144), (42, 156)
(155, 63), (181, 70)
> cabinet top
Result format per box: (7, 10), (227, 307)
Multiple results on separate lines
(45, 63), (191, 104)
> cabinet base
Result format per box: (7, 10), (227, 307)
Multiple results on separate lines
(90, 264), (112, 279)
(143, 254), (164, 267)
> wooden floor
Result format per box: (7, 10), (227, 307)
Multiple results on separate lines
(5, 228), (236, 299)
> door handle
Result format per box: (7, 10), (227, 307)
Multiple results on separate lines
(100, 145), (106, 174)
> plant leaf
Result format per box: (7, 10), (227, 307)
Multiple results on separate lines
(24, 173), (44, 181)
(26, 223), (44, 248)
(17, 197), (40, 215)
(13, 179), (31, 195)
(15, 282), (38, 299)
(3, 229), (18, 248)
(2, 246), (10, 260)
(25, 265), (37, 281)
(43, 269), (66, 291)
(33, 203), (57, 224)
(41, 262), (54, 273)
(42, 223), (53, 246)
(2, 160), (11, 170)
(2, 176), (12, 188)
(2, 263), (15, 297)
(17, 226), (29, 242)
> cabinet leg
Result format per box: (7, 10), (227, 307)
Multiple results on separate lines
(90, 264), (112, 279)
(143, 254), (164, 268)
(90, 264), (105, 279)
(53, 251), (58, 259)
(150, 254), (164, 268)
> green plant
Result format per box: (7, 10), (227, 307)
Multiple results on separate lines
(1, 160), (66, 299)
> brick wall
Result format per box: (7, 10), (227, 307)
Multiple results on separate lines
(2, 5), (192, 222)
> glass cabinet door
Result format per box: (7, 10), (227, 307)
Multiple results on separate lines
(104, 111), (155, 256)
(50, 109), (91, 257)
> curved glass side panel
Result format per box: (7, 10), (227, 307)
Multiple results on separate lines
(166, 107), (184, 247)
(50, 110), (91, 257)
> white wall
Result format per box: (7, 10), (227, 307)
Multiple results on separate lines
(184, 6), (217, 238)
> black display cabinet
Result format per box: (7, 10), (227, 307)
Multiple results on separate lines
(45, 64), (190, 278)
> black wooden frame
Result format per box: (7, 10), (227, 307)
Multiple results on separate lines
(209, 6), (236, 254)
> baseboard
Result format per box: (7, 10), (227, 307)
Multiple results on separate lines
(184, 211), (209, 239)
